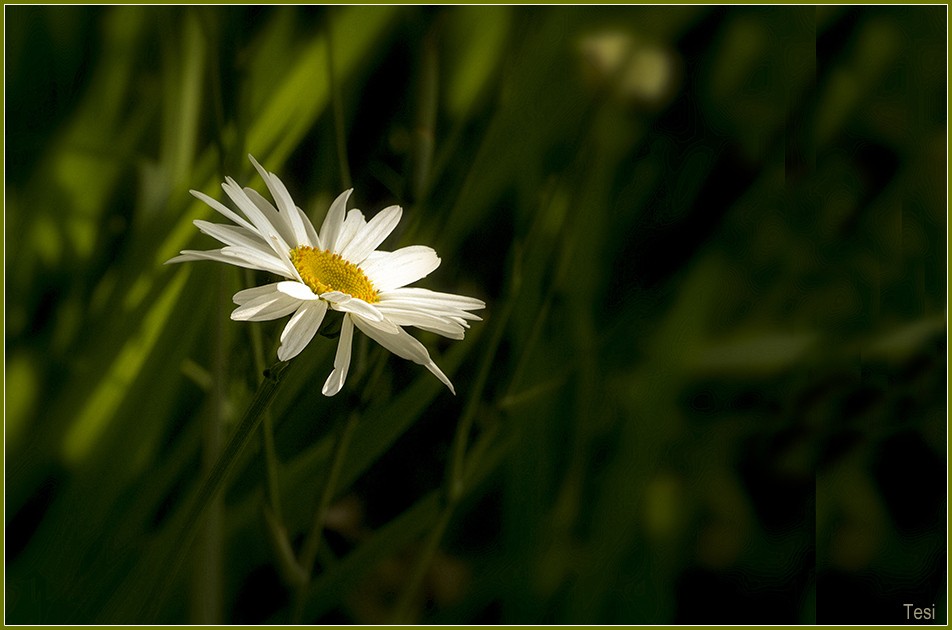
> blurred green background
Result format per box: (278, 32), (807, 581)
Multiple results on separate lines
(5, 5), (947, 624)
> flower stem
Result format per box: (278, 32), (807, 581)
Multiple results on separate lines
(143, 359), (293, 622)
(291, 410), (360, 623)
(245, 269), (284, 522)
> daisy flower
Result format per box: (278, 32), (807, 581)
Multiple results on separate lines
(168, 155), (485, 396)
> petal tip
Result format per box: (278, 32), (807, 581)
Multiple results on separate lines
(321, 376), (342, 397)
(248, 154), (268, 176)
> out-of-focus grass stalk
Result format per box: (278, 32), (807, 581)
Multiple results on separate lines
(326, 10), (351, 190)
(258, 381), (284, 520)
(388, 413), (505, 623)
(392, 506), (454, 623)
(501, 297), (552, 404)
(292, 410), (360, 623)
(449, 250), (521, 495)
(390, 252), (521, 623)
(198, 8), (232, 178)
(412, 28), (439, 202)
(163, 10), (205, 191)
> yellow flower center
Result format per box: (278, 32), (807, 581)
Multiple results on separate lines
(289, 246), (379, 303)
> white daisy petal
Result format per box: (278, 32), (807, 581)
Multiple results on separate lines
(352, 317), (455, 394)
(334, 208), (366, 256)
(277, 301), (328, 361)
(332, 298), (384, 322)
(325, 295), (390, 327)
(276, 280), (319, 301)
(319, 188), (353, 253)
(375, 304), (466, 339)
(318, 290), (350, 304)
(233, 283), (283, 305)
(272, 178), (311, 247)
(220, 179), (275, 236)
(249, 154), (311, 247)
(266, 234), (303, 283)
(379, 287), (486, 313)
(190, 189), (256, 233)
(167, 249), (287, 276)
(219, 246), (291, 277)
(298, 206), (321, 249)
(231, 292), (302, 322)
(384, 303), (482, 322)
(361, 246), (441, 291)
(166, 251), (217, 265)
(353, 313), (402, 335)
(243, 187), (297, 247)
(423, 360), (455, 395)
(414, 324), (465, 339)
(222, 178), (292, 258)
(339, 204), (402, 263)
(193, 220), (274, 255)
(376, 289), (485, 326)
(322, 315), (355, 397)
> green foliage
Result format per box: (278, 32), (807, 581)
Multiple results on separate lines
(5, 5), (946, 624)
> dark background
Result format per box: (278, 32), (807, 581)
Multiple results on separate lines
(5, 5), (947, 624)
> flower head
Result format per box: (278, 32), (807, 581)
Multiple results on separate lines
(168, 155), (485, 396)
